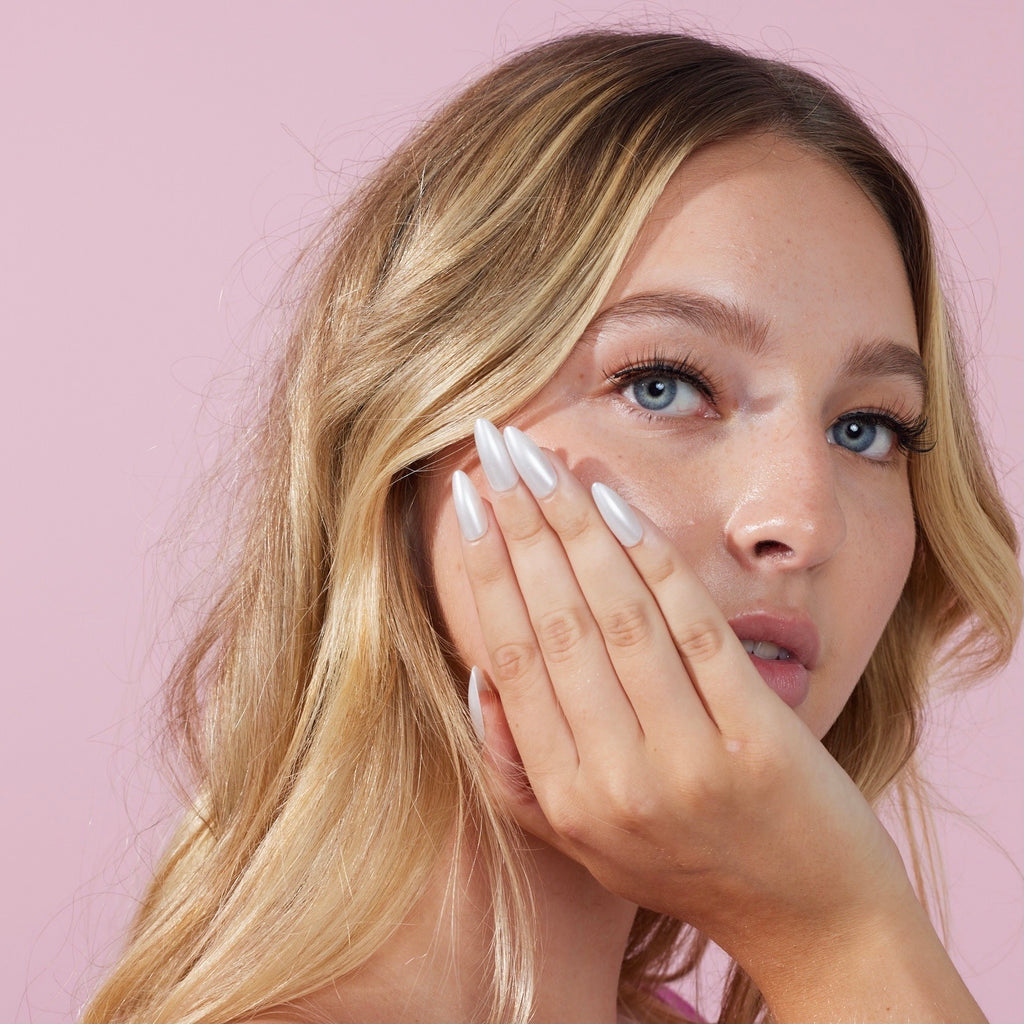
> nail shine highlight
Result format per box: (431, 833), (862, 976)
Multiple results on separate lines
(474, 419), (518, 492)
(592, 483), (644, 547)
(452, 471), (487, 541)
(504, 426), (557, 498)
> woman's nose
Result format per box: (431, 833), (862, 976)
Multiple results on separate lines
(723, 430), (847, 572)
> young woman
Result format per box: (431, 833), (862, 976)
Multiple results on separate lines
(84, 30), (1021, 1023)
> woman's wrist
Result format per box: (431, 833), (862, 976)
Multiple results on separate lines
(746, 884), (985, 1023)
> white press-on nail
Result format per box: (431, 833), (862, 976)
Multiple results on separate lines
(474, 419), (518, 492)
(592, 482), (643, 547)
(468, 666), (486, 743)
(452, 471), (487, 541)
(503, 426), (557, 498)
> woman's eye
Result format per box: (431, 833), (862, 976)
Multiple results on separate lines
(827, 415), (896, 459)
(623, 374), (704, 417)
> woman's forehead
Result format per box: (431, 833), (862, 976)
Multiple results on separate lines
(598, 134), (918, 353)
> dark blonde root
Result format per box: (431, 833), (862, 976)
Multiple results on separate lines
(85, 29), (1021, 1024)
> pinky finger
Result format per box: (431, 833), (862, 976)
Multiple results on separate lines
(469, 667), (567, 848)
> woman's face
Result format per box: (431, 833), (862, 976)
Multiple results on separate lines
(423, 134), (921, 740)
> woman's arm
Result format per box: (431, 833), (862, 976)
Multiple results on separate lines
(455, 425), (984, 1023)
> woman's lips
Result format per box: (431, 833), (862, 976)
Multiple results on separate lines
(728, 611), (821, 708)
(742, 654), (810, 708)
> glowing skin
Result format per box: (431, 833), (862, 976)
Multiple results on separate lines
(423, 134), (921, 742)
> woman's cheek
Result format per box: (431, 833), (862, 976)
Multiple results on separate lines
(803, 487), (918, 739)
(601, 455), (723, 577)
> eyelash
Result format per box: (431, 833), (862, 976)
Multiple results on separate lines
(833, 405), (934, 458)
(605, 354), (721, 406)
(604, 355), (934, 458)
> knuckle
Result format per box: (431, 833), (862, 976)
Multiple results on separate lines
(534, 607), (590, 661)
(489, 641), (537, 686)
(546, 795), (587, 844)
(601, 771), (654, 831)
(598, 600), (652, 650)
(644, 549), (677, 586)
(674, 619), (725, 664)
(552, 504), (592, 544)
(501, 509), (548, 547)
(681, 769), (724, 813)
(734, 736), (789, 784)
(472, 554), (511, 587)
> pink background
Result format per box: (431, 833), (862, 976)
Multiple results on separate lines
(4, 2), (1021, 1020)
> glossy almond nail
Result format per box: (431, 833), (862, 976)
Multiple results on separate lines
(503, 426), (557, 499)
(474, 418), (518, 492)
(452, 471), (487, 541)
(468, 666), (486, 743)
(592, 482), (643, 547)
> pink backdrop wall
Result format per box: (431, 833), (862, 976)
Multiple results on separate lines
(4, 2), (1021, 1020)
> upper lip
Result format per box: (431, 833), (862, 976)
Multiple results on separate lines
(727, 610), (821, 670)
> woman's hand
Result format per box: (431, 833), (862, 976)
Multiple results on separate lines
(453, 420), (985, 1022)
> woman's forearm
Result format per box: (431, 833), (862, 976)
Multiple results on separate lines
(749, 889), (985, 1024)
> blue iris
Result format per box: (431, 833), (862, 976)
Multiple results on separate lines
(632, 376), (678, 411)
(832, 419), (876, 452)
(828, 416), (895, 458)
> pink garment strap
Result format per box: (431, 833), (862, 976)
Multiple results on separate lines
(654, 985), (705, 1023)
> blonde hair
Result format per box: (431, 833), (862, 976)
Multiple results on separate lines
(85, 30), (1021, 1024)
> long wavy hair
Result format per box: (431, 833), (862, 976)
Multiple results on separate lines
(84, 29), (1021, 1024)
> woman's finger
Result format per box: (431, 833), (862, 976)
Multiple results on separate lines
(469, 667), (569, 851)
(471, 425), (644, 759)
(454, 471), (578, 780)
(498, 429), (717, 750)
(612, 504), (791, 741)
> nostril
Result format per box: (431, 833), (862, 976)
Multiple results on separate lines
(753, 539), (792, 559)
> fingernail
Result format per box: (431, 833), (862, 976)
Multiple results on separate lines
(468, 666), (486, 743)
(474, 419), (518, 492)
(591, 482), (643, 547)
(452, 471), (487, 541)
(503, 426), (557, 499)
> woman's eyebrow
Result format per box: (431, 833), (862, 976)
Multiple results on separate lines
(586, 291), (771, 353)
(586, 290), (927, 397)
(838, 338), (927, 400)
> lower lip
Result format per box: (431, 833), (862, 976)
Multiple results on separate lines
(747, 653), (810, 708)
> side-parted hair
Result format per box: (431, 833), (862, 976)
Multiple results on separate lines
(85, 30), (1021, 1024)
